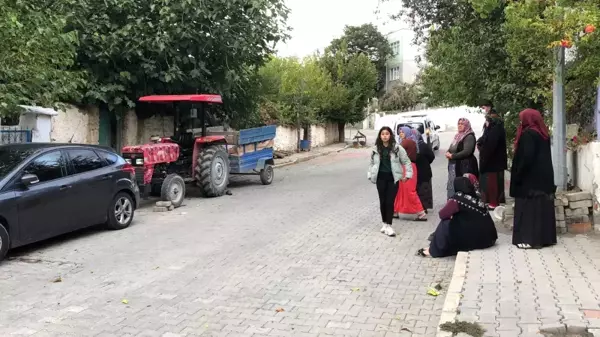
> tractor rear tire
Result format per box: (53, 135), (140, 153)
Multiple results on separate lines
(195, 145), (230, 197)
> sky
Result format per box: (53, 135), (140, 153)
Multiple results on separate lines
(276, 0), (413, 58)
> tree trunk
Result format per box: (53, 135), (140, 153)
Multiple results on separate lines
(338, 122), (345, 143)
(303, 124), (310, 141)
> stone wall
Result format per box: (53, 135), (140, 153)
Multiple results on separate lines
(274, 123), (341, 152)
(50, 105), (100, 144)
(504, 191), (596, 234)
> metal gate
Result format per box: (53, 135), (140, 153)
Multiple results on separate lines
(0, 130), (32, 144)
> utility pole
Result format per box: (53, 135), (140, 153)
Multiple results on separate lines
(552, 46), (567, 191)
(595, 70), (600, 140)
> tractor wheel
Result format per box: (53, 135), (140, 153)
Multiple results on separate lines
(260, 164), (274, 185)
(195, 145), (230, 197)
(160, 174), (185, 208)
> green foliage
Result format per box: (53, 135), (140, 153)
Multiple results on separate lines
(258, 56), (332, 125)
(319, 42), (379, 124)
(380, 82), (422, 112)
(329, 24), (394, 96)
(0, 0), (85, 116)
(393, 0), (600, 150)
(64, 0), (290, 127)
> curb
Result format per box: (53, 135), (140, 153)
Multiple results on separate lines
(273, 146), (350, 169)
(436, 251), (469, 337)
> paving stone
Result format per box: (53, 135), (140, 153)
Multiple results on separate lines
(0, 146), (454, 337)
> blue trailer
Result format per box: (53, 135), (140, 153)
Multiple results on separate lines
(225, 125), (276, 185)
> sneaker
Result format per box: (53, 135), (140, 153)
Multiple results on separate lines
(380, 223), (387, 233)
(384, 225), (396, 237)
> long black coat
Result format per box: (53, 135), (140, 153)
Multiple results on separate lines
(477, 120), (508, 173)
(416, 141), (435, 183)
(510, 129), (556, 198)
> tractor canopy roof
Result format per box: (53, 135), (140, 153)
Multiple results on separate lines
(139, 94), (222, 104)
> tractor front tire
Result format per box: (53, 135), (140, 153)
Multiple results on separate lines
(160, 174), (185, 208)
(195, 145), (230, 197)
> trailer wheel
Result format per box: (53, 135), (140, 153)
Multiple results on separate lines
(260, 164), (274, 185)
(161, 174), (185, 208)
(195, 145), (230, 197)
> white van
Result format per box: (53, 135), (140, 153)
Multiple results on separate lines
(394, 115), (441, 151)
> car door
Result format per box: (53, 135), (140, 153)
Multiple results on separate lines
(64, 148), (113, 229)
(16, 150), (75, 243)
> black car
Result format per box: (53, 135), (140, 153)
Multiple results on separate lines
(0, 143), (140, 261)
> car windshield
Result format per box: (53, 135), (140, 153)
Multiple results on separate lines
(0, 147), (37, 179)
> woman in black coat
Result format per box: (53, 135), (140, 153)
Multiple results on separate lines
(477, 112), (508, 209)
(445, 118), (479, 199)
(411, 129), (435, 210)
(510, 108), (557, 249)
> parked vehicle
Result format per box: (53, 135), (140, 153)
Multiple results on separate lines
(394, 115), (441, 150)
(121, 94), (275, 207)
(0, 143), (140, 261)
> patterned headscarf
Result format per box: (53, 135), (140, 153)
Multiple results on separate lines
(463, 173), (482, 198)
(451, 118), (474, 146)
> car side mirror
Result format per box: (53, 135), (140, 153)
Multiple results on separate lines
(21, 174), (40, 187)
(435, 125), (441, 130)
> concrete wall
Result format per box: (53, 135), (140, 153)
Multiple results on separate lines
(50, 105), (99, 144)
(573, 141), (600, 226)
(274, 123), (341, 152)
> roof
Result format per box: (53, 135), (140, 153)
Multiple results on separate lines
(18, 105), (58, 116)
(0, 143), (116, 152)
(139, 94), (223, 104)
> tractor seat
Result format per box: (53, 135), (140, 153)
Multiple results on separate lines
(171, 132), (195, 148)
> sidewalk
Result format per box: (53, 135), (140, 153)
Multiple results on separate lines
(273, 143), (349, 168)
(438, 231), (600, 337)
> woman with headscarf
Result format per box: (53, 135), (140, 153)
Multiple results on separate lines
(418, 176), (498, 258)
(510, 109), (556, 249)
(427, 173), (480, 241)
(412, 129), (435, 211)
(446, 118), (479, 199)
(394, 126), (427, 221)
(477, 109), (508, 210)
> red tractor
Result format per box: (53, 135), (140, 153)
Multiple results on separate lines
(121, 94), (275, 207)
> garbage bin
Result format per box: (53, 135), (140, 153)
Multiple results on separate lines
(299, 140), (311, 151)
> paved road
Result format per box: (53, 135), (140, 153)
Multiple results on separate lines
(0, 132), (457, 337)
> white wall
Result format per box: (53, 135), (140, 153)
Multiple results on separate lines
(274, 123), (340, 152)
(574, 141), (600, 225)
(50, 105), (100, 144)
(374, 106), (485, 134)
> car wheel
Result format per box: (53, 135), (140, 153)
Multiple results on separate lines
(0, 224), (9, 262)
(106, 192), (135, 230)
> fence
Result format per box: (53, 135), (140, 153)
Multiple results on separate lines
(0, 130), (32, 144)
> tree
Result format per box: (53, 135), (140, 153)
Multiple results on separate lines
(60, 0), (290, 127)
(258, 56), (333, 132)
(329, 24), (393, 96)
(320, 42), (378, 140)
(380, 82), (422, 112)
(0, 0), (84, 116)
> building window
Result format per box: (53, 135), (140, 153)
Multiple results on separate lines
(390, 41), (400, 56)
(389, 67), (401, 81)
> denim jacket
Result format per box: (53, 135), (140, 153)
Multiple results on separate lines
(368, 144), (413, 184)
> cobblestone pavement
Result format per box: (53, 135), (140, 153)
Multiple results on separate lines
(457, 229), (600, 337)
(0, 135), (457, 336)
